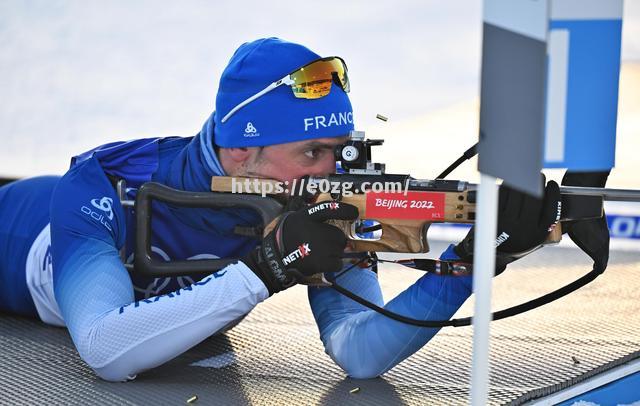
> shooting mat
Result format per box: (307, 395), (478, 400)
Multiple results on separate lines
(1, 242), (638, 405)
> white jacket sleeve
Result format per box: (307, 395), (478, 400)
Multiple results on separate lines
(55, 238), (268, 382)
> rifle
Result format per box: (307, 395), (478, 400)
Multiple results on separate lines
(127, 131), (640, 327)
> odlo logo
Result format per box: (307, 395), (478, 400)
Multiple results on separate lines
(243, 122), (260, 138)
(81, 196), (114, 231)
(91, 197), (114, 220)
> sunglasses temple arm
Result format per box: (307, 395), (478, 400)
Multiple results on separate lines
(220, 75), (292, 123)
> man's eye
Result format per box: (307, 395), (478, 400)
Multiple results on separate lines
(305, 149), (320, 159)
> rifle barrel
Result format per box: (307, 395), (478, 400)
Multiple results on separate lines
(320, 175), (640, 202)
(464, 184), (640, 202)
(558, 186), (640, 202)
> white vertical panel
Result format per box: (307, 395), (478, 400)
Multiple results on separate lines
(544, 29), (570, 163)
(470, 175), (499, 406)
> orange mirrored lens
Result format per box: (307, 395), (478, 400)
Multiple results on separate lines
(289, 57), (349, 99)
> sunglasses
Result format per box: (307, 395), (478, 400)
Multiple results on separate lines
(220, 56), (350, 123)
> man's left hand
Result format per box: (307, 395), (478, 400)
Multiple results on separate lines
(453, 176), (562, 274)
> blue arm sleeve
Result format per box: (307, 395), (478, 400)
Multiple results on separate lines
(308, 264), (472, 379)
(51, 157), (130, 329)
(51, 158), (268, 381)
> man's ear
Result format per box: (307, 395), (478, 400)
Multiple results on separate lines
(218, 146), (259, 175)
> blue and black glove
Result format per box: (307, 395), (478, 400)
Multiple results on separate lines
(452, 176), (562, 275)
(243, 201), (359, 295)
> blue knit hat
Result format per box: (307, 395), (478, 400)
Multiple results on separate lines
(213, 38), (354, 147)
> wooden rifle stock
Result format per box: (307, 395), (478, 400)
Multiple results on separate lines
(211, 176), (581, 254)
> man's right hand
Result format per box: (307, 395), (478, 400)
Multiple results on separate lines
(242, 201), (359, 295)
